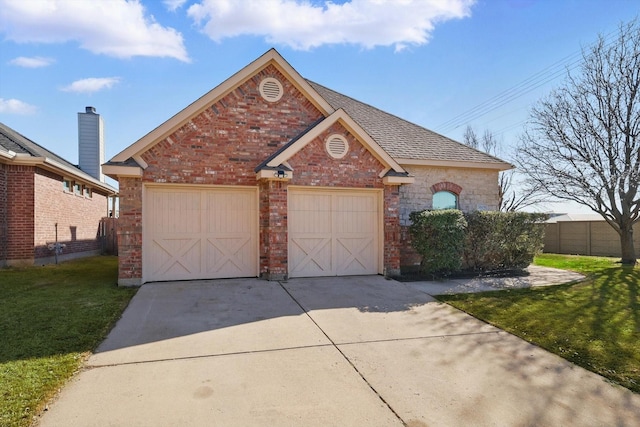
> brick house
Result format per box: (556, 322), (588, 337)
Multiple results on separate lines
(0, 109), (117, 266)
(104, 49), (511, 286)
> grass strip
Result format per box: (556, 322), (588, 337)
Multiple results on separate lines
(0, 256), (136, 427)
(441, 254), (639, 393)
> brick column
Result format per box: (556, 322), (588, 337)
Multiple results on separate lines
(383, 185), (401, 277)
(259, 180), (288, 280)
(117, 177), (143, 286)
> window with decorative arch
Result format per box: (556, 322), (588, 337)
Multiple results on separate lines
(431, 182), (462, 210)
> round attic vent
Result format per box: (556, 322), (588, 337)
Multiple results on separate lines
(259, 77), (283, 102)
(326, 134), (349, 159)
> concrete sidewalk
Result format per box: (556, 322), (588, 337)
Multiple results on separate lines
(37, 274), (639, 427)
(406, 265), (585, 295)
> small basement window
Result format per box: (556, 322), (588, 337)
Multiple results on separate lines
(433, 191), (458, 210)
(259, 77), (284, 102)
(325, 134), (349, 159)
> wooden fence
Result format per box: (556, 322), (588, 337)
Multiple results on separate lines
(544, 220), (639, 257)
(99, 217), (118, 255)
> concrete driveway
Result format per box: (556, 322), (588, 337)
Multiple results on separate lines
(38, 275), (640, 426)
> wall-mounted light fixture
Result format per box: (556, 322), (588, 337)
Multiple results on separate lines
(274, 170), (288, 179)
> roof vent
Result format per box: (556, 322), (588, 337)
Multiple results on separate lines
(326, 134), (349, 159)
(259, 77), (283, 102)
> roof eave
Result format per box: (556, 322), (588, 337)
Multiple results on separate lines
(396, 158), (514, 171)
(5, 153), (117, 194)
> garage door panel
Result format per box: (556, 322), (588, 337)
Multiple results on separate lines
(289, 189), (379, 278)
(145, 187), (257, 282)
(336, 237), (375, 275)
(150, 237), (201, 280)
(206, 236), (254, 276)
(290, 237), (332, 276)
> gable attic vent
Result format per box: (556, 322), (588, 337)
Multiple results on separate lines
(326, 134), (349, 159)
(259, 77), (283, 102)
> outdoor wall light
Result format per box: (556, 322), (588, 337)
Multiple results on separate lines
(274, 170), (288, 179)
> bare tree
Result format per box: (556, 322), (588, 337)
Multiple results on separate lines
(463, 125), (547, 212)
(463, 125), (479, 149)
(517, 19), (640, 264)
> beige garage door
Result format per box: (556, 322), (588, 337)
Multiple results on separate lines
(288, 188), (380, 277)
(144, 186), (258, 282)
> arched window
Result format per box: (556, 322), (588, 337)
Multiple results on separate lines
(432, 191), (458, 210)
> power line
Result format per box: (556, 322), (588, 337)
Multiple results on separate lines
(435, 29), (620, 134)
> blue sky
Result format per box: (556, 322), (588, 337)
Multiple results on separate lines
(0, 0), (638, 213)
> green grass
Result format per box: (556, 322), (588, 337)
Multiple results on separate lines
(0, 256), (136, 427)
(440, 253), (640, 393)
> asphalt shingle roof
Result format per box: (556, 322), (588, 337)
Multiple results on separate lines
(307, 80), (511, 167)
(0, 121), (79, 170)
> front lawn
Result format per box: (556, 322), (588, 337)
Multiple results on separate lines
(0, 256), (136, 427)
(440, 254), (639, 393)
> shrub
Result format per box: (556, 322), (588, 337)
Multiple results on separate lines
(409, 210), (548, 276)
(463, 211), (548, 272)
(409, 209), (467, 276)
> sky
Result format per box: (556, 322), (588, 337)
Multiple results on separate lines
(0, 0), (638, 213)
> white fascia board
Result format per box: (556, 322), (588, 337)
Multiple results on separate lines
(256, 169), (293, 181)
(383, 175), (415, 185)
(396, 158), (514, 171)
(102, 164), (143, 179)
(9, 154), (117, 194)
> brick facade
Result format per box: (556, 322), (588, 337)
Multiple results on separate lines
(113, 58), (502, 284)
(117, 66), (406, 284)
(0, 164), (7, 263)
(0, 164), (109, 266)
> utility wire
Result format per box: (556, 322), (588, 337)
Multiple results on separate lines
(435, 29), (620, 134)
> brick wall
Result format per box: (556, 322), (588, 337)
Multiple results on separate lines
(288, 123), (385, 189)
(5, 165), (35, 264)
(33, 167), (108, 261)
(0, 164), (7, 264)
(140, 65), (324, 187)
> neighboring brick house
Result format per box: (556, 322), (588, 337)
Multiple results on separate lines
(0, 113), (117, 266)
(104, 49), (511, 286)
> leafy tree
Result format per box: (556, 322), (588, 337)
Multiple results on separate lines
(517, 19), (640, 264)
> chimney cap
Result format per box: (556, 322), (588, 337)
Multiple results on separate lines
(85, 106), (96, 114)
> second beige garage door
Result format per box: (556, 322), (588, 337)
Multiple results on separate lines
(288, 188), (381, 278)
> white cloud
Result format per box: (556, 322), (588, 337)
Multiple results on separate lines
(164, 0), (188, 11)
(0, 0), (189, 62)
(0, 98), (37, 114)
(61, 77), (121, 94)
(9, 56), (55, 68)
(187, 0), (475, 50)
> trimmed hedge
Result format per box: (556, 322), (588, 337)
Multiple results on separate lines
(409, 210), (548, 276)
(409, 210), (467, 276)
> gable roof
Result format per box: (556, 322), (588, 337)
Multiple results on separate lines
(110, 49), (334, 164)
(106, 48), (511, 177)
(0, 122), (117, 194)
(307, 81), (512, 170)
(255, 109), (412, 181)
